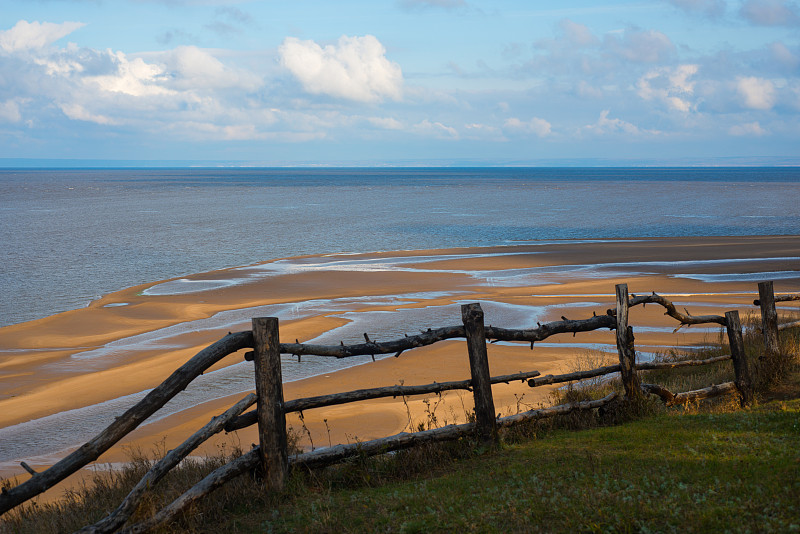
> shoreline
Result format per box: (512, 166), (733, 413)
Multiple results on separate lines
(1, 235), (799, 502)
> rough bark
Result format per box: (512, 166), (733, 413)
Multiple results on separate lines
(268, 315), (617, 360)
(119, 448), (261, 534)
(121, 393), (617, 533)
(757, 281), (780, 361)
(273, 326), (466, 358)
(609, 292), (727, 327)
(671, 382), (738, 405)
(0, 331), (253, 516)
(641, 382), (738, 406)
(640, 383), (675, 404)
(461, 303), (497, 445)
(226, 370), (541, 433)
(79, 393), (257, 534)
(252, 317), (288, 491)
(725, 311), (754, 407)
(615, 284), (641, 400)
(636, 354), (732, 370)
(496, 392), (618, 426)
(526, 355), (733, 390)
(753, 293), (800, 305)
(528, 365), (621, 388)
(484, 315), (617, 342)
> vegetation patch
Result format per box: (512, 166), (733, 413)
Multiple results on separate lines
(2, 322), (798, 533)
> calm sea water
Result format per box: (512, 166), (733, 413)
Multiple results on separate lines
(2, 167), (799, 327)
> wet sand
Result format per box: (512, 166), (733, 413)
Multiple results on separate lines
(1, 236), (799, 502)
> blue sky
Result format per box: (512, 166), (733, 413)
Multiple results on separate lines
(1, 0), (799, 165)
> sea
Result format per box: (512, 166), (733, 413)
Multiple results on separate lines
(1, 166), (800, 466)
(2, 167), (800, 328)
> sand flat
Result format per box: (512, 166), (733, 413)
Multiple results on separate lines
(1, 236), (799, 500)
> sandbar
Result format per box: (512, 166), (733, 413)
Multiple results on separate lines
(1, 236), (799, 502)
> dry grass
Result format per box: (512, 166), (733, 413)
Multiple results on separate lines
(2, 319), (798, 533)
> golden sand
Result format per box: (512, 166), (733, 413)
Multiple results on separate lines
(1, 236), (799, 501)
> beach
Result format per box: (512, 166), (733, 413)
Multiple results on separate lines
(1, 235), (800, 501)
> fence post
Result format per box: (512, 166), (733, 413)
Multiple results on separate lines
(615, 284), (641, 400)
(252, 317), (288, 491)
(757, 281), (780, 361)
(725, 310), (754, 407)
(461, 303), (498, 445)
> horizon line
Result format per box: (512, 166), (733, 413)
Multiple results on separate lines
(2, 156), (800, 169)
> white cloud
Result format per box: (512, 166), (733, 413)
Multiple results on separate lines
(729, 121), (768, 136)
(464, 122), (500, 136)
(0, 99), (27, 122)
(0, 22), (277, 142)
(279, 35), (403, 103)
(583, 110), (658, 136)
(737, 76), (776, 109)
(0, 20), (85, 53)
(85, 50), (172, 97)
(740, 0), (800, 26)
(413, 119), (458, 138)
(59, 103), (118, 125)
(368, 116), (404, 130)
(503, 117), (552, 137)
(161, 46), (261, 90)
(637, 64), (699, 112)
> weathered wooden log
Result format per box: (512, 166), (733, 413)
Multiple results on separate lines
(121, 392), (617, 532)
(268, 315), (617, 360)
(80, 393), (257, 534)
(779, 320), (800, 331)
(292, 423), (476, 470)
(461, 303), (497, 445)
(226, 370), (542, 433)
(119, 448), (261, 534)
(615, 284), (641, 400)
(496, 392), (618, 426)
(273, 326), (466, 358)
(640, 383), (675, 404)
(671, 381), (738, 405)
(484, 315), (616, 342)
(19, 463), (36, 476)
(641, 382), (738, 406)
(0, 331), (253, 516)
(295, 393), (619, 469)
(252, 317), (288, 491)
(725, 311), (753, 407)
(754, 293), (800, 305)
(635, 354), (732, 370)
(528, 364), (621, 388)
(609, 292), (727, 327)
(490, 369), (542, 384)
(525, 355), (734, 391)
(757, 281), (781, 361)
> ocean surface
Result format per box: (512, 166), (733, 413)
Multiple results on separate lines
(2, 167), (800, 466)
(2, 167), (800, 328)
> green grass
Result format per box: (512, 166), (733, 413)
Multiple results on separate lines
(3, 325), (799, 533)
(202, 394), (799, 534)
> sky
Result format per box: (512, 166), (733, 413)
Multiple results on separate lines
(1, 0), (799, 166)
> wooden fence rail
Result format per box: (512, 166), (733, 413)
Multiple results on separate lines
(0, 281), (798, 533)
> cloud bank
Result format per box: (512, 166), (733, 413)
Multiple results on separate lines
(279, 35), (403, 103)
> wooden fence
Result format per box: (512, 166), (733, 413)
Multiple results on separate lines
(0, 281), (798, 533)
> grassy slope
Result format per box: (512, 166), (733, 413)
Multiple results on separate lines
(218, 397), (800, 533)
(3, 333), (799, 533)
